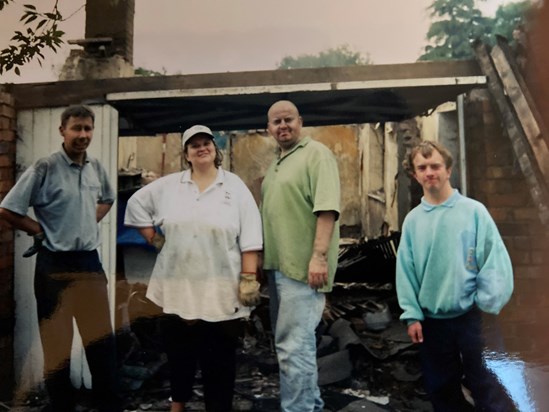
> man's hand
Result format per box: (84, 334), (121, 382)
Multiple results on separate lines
(309, 211), (336, 289)
(22, 232), (45, 258)
(238, 272), (261, 307)
(407, 321), (424, 343)
(308, 253), (328, 289)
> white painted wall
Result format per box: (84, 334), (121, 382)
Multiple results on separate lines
(13, 105), (118, 397)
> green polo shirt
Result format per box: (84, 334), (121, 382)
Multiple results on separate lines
(261, 136), (340, 292)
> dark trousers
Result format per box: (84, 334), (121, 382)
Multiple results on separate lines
(34, 249), (120, 412)
(159, 314), (242, 412)
(420, 308), (516, 412)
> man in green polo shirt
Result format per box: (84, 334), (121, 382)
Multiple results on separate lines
(261, 100), (340, 412)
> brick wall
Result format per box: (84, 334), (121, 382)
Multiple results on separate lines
(0, 90), (15, 400)
(466, 89), (549, 361)
(528, 2), (549, 148)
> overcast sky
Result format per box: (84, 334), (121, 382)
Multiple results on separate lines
(0, 0), (514, 84)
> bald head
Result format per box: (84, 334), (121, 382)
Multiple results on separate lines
(267, 100), (303, 153)
(267, 100), (300, 121)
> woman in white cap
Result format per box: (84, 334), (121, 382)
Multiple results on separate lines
(124, 125), (263, 412)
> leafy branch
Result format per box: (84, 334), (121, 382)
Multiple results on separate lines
(419, 0), (532, 61)
(0, 0), (65, 75)
(277, 44), (372, 69)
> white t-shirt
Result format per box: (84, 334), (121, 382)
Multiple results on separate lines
(124, 168), (263, 321)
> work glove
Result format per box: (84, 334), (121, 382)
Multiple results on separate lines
(238, 272), (261, 307)
(150, 232), (165, 252)
(22, 232), (45, 258)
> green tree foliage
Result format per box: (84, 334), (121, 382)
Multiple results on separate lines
(419, 0), (532, 61)
(491, 1), (531, 41)
(419, 0), (491, 60)
(0, 0), (65, 75)
(277, 44), (372, 69)
(134, 67), (166, 77)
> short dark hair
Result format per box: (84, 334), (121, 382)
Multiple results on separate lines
(403, 140), (453, 175)
(60, 105), (95, 127)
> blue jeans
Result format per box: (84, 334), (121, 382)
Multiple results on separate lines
(268, 270), (325, 412)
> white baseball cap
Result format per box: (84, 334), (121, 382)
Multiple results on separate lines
(182, 125), (214, 147)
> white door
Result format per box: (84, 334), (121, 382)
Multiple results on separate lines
(13, 105), (118, 396)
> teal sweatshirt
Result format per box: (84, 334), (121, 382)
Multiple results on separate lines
(396, 189), (513, 325)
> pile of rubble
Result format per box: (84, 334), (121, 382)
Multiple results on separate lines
(13, 233), (439, 411)
(110, 278), (433, 411)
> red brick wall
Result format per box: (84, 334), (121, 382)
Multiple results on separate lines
(0, 90), (15, 400)
(466, 89), (549, 361)
(528, 2), (549, 148)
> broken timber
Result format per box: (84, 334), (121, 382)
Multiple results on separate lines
(492, 36), (549, 181)
(473, 40), (549, 224)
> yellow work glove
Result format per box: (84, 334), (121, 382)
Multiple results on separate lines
(238, 272), (261, 307)
(150, 232), (165, 252)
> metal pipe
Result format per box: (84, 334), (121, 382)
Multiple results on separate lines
(457, 94), (467, 196)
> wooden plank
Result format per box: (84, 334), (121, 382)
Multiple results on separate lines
(473, 40), (549, 224)
(95, 105), (119, 316)
(13, 109), (54, 393)
(6, 60), (483, 111)
(495, 35), (548, 141)
(383, 124), (399, 232)
(12, 109), (42, 393)
(108, 76), (487, 102)
(491, 44), (549, 180)
(492, 47), (541, 139)
(5, 60), (487, 136)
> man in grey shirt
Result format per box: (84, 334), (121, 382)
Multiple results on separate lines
(0, 105), (120, 412)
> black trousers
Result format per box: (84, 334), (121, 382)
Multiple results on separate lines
(420, 308), (516, 412)
(159, 314), (243, 412)
(34, 249), (120, 412)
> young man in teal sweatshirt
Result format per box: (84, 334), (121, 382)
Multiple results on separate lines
(396, 140), (515, 411)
